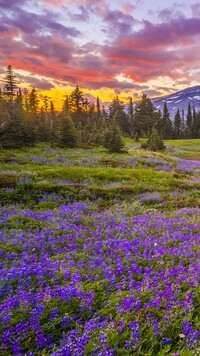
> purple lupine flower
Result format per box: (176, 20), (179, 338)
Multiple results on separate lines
(50, 307), (59, 321)
(61, 316), (71, 329)
(36, 333), (46, 350)
(162, 337), (172, 345)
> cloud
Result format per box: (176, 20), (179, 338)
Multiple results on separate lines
(11, 8), (80, 38)
(100, 16), (200, 84)
(0, 0), (27, 9)
(40, 0), (64, 6)
(190, 2), (200, 17)
(121, 3), (135, 14)
(69, 6), (90, 22)
(0, 0), (200, 99)
(101, 8), (136, 36)
(17, 73), (54, 90)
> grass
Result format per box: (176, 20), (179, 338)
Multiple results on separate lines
(165, 139), (200, 160)
(0, 138), (200, 355)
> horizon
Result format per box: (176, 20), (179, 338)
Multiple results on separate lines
(0, 0), (200, 108)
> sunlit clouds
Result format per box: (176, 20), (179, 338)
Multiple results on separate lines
(0, 0), (200, 107)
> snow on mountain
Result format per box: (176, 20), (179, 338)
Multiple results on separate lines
(152, 85), (200, 118)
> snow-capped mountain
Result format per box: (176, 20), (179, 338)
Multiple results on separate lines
(152, 85), (200, 118)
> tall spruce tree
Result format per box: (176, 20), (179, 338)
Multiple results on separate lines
(29, 87), (39, 113)
(134, 94), (157, 136)
(109, 96), (130, 135)
(58, 102), (76, 148)
(185, 103), (193, 138)
(161, 102), (173, 139)
(69, 86), (89, 127)
(3, 65), (18, 101)
(192, 108), (197, 138)
(173, 109), (182, 138)
(196, 112), (200, 137)
(96, 96), (101, 128)
(0, 67), (25, 148)
(128, 97), (135, 137)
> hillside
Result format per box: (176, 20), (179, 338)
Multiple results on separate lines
(152, 85), (200, 118)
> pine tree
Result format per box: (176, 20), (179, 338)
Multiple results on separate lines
(49, 101), (57, 143)
(161, 102), (173, 139)
(29, 87), (39, 113)
(0, 65), (26, 148)
(192, 108), (197, 138)
(109, 96), (130, 135)
(173, 109), (181, 138)
(26, 87), (39, 144)
(103, 120), (124, 153)
(196, 112), (200, 138)
(96, 96), (101, 128)
(69, 86), (89, 127)
(58, 107), (76, 148)
(3, 65), (18, 101)
(154, 110), (162, 136)
(185, 103), (193, 138)
(0, 97), (11, 146)
(128, 97), (135, 137)
(142, 127), (165, 151)
(181, 109), (185, 137)
(0, 92), (24, 148)
(134, 94), (158, 136)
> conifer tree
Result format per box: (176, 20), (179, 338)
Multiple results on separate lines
(142, 127), (165, 151)
(0, 97), (11, 145)
(26, 87), (39, 144)
(161, 102), (173, 139)
(173, 109), (181, 138)
(109, 96), (129, 135)
(29, 87), (39, 113)
(148, 127), (165, 151)
(196, 112), (200, 137)
(3, 65), (18, 101)
(181, 109), (185, 137)
(0, 92), (24, 148)
(192, 108), (197, 138)
(96, 96), (101, 128)
(58, 104), (76, 148)
(128, 97), (135, 137)
(154, 110), (162, 136)
(103, 118), (124, 153)
(49, 101), (57, 143)
(185, 103), (193, 138)
(69, 86), (89, 127)
(134, 94), (157, 136)
(0, 65), (25, 148)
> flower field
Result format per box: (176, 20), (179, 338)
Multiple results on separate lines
(0, 140), (200, 355)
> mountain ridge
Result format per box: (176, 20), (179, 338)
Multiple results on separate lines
(151, 85), (200, 117)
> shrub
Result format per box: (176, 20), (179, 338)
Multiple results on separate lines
(141, 128), (165, 151)
(103, 124), (124, 153)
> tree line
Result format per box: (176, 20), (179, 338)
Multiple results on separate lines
(0, 65), (200, 150)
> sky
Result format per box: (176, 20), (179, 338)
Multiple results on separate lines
(0, 0), (200, 108)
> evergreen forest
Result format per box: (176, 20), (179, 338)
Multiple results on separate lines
(1, 65), (200, 150)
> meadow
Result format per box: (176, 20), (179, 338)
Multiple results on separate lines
(0, 139), (200, 355)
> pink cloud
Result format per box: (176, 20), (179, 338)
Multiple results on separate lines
(121, 2), (135, 14)
(190, 2), (200, 17)
(1, 1), (200, 94)
(41, 0), (64, 6)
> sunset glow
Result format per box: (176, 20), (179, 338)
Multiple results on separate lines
(0, 0), (200, 107)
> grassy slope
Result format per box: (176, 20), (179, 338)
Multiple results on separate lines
(0, 139), (200, 355)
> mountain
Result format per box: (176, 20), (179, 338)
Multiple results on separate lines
(152, 85), (200, 118)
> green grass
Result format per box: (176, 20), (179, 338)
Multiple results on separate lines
(0, 138), (200, 355)
(0, 139), (199, 209)
(165, 139), (200, 160)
